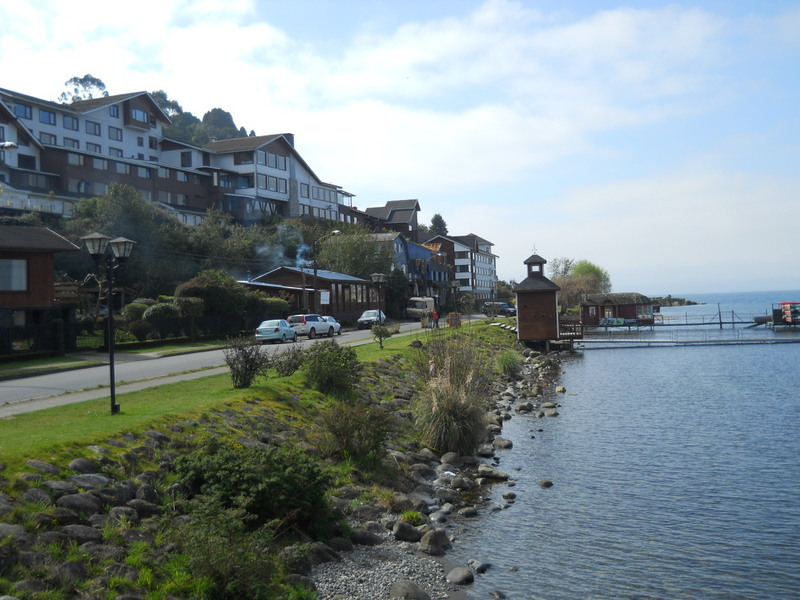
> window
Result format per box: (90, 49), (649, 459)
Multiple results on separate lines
(63, 115), (79, 130)
(109, 126), (123, 141)
(0, 259), (27, 291)
(39, 109), (57, 125)
(300, 183), (309, 198)
(109, 105), (119, 118)
(68, 153), (85, 166)
(268, 176), (278, 191)
(116, 162), (131, 174)
(85, 120), (100, 136)
(94, 182), (109, 195)
(234, 152), (254, 165)
(177, 172), (189, 183)
(148, 136), (158, 149)
(87, 142), (101, 154)
(267, 153), (277, 168)
(237, 175), (254, 188)
(131, 108), (148, 122)
(138, 166), (152, 178)
(158, 167), (170, 179)
(278, 178), (287, 193)
(257, 174), (267, 189)
(39, 132), (57, 145)
(109, 147), (123, 157)
(180, 151), (192, 168)
(137, 137), (144, 147)
(64, 137), (80, 149)
(93, 158), (108, 170)
(277, 155), (286, 170)
(257, 150), (266, 165)
(14, 103), (32, 119)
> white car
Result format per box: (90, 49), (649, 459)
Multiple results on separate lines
(320, 316), (342, 336)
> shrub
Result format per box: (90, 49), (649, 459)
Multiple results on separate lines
(222, 336), (272, 389)
(314, 400), (393, 465)
(273, 345), (305, 377)
(121, 302), (148, 323)
(497, 349), (523, 379)
(143, 302), (182, 337)
(132, 297), (157, 306)
(174, 438), (337, 538)
(177, 495), (285, 600)
(370, 324), (393, 349)
(302, 339), (361, 395)
(173, 295), (205, 318)
(263, 296), (290, 318)
(413, 376), (487, 455)
(127, 319), (153, 342)
(175, 270), (248, 317)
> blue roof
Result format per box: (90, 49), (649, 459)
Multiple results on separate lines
(258, 266), (368, 282)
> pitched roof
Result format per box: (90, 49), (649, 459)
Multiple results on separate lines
(204, 134), (284, 153)
(0, 225), (79, 252)
(253, 266), (368, 283)
(365, 199), (420, 224)
(581, 293), (652, 305)
(513, 276), (560, 292)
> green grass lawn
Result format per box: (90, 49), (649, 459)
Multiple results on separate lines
(0, 321), (502, 473)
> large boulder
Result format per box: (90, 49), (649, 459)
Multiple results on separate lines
(389, 580), (431, 600)
(419, 529), (451, 556)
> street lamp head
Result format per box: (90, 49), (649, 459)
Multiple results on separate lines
(1, 141), (18, 150)
(451, 279), (459, 290)
(109, 237), (136, 261)
(80, 232), (111, 259)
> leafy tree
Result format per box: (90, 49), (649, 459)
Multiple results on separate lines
(384, 268), (409, 319)
(150, 89), (183, 118)
(59, 74), (108, 103)
(549, 257), (612, 312)
(496, 280), (515, 303)
(430, 213), (448, 237)
(57, 184), (195, 297)
(315, 224), (394, 279)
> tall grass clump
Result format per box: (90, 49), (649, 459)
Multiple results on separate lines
(497, 349), (523, 379)
(313, 400), (393, 466)
(410, 335), (491, 455)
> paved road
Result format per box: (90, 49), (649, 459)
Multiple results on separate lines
(0, 318), (469, 417)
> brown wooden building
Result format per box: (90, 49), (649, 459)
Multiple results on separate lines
(241, 267), (379, 322)
(1, 225), (80, 354)
(513, 254), (561, 349)
(580, 293), (654, 327)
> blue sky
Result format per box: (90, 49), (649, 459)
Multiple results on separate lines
(2, 0), (798, 294)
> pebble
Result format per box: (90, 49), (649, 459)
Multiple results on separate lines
(312, 527), (454, 600)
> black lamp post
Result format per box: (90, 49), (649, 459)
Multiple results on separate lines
(370, 272), (387, 324)
(312, 229), (340, 313)
(81, 232), (136, 415)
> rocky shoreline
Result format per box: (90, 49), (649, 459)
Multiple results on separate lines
(308, 344), (565, 600)
(0, 334), (563, 600)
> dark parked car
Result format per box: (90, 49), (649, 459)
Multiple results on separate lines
(357, 309), (386, 329)
(481, 302), (516, 317)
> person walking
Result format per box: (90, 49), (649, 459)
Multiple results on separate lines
(431, 307), (439, 329)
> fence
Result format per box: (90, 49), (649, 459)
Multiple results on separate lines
(1, 315), (257, 359)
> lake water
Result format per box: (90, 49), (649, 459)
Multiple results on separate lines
(447, 290), (800, 599)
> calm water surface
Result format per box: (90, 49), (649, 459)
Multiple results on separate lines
(448, 292), (800, 599)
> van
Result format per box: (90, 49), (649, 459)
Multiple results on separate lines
(406, 297), (435, 320)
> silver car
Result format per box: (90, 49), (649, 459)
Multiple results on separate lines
(320, 316), (342, 336)
(255, 319), (297, 344)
